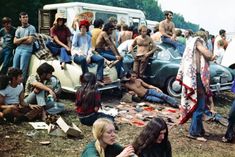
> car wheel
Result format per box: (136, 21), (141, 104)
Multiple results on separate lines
(166, 76), (181, 98)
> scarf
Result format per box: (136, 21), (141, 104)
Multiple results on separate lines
(176, 37), (210, 124)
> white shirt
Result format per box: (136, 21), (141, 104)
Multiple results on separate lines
(0, 83), (23, 105)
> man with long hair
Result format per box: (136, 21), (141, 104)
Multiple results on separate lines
(24, 63), (64, 120)
(95, 23), (124, 79)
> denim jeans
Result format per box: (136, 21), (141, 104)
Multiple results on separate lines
(144, 89), (178, 107)
(13, 48), (32, 83)
(79, 112), (114, 126)
(24, 91), (64, 115)
(96, 49), (124, 78)
(73, 54), (104, 80)
(0, 47), (14, 74)
(46, 41), (71, 63)
(161, 36), (185, 55)
(189, 74), (206, 136)
(224, 99), (235, 141)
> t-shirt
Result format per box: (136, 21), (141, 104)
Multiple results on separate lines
(0, 26), (16, 49)
(81, 141), (123, 157)
(91, 28), (102, 49)
(0, 84), (23, 105)
(50, 25), (71, 45)
(15, 24), (36, 52)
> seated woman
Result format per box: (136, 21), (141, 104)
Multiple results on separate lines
(72, 20), (104, 84)
(81, 118), (134, 157)
(132, 117), (172, 157)
(46, 13), (72, 70)
(75, 72), (114, 126)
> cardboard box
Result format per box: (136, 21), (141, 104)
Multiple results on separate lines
(56, 117), (83, 138)
(48, 124), (66, 137)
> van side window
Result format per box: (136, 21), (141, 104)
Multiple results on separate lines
(95, 12), (117, 23)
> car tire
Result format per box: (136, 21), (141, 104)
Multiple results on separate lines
(166, 76), (181, 98)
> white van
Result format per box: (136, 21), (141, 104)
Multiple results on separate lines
(39, 2), (146, 34)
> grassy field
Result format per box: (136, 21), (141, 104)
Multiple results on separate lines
(0, 91), (235, 157)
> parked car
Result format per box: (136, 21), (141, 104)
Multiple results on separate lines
(141, 42), (235, 97)
(28, 34), (120, 93)
(221, 37), (235, 69)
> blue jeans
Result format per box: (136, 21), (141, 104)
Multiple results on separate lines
(224, 99), (235, 141)
(46, 41), (71, 63)
(144, 89), (178, 107)
(13, 48), (32, 83)
(79, 112), (114, 126)
(0, 47), (14, 74)
(24, 91), (64, 115)
(189, 74), (206, 136)
(161, 36), (185, 55)
(96, 49), (124, 78)
(73, 54), (104, 80)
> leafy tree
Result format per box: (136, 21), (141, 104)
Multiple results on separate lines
(0, 0), (199, 32)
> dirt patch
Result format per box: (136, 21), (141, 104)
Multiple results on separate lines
(0, 91), (235, 157)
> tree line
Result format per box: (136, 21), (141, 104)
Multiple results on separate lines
(0, 0), (199, 32)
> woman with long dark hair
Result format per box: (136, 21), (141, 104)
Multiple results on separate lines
(75, 72), (114, 126)
(132, 117), (172, 157)
(46, 13), (72, 70)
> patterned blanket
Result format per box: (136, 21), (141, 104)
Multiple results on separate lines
(33, 33), (55, 60)
(176, 37), (210, 124)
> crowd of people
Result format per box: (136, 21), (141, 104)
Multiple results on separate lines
(0, 9), (234, 156)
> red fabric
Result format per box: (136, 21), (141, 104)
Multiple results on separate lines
(75, 91), (101, 116)
(50, 26), (71, 45)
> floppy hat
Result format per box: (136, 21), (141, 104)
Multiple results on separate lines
(53, 12), (67, 24)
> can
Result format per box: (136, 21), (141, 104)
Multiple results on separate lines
(47, 94), (54, 102)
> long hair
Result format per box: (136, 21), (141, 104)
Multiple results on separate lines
(132, 117), (169, 156)
(76, 72), (98, 110)
(92, 118), (114, 157)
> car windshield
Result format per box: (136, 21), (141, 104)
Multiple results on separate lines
(159, 43), (182, 59)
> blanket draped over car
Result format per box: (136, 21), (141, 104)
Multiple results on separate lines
(33, 33), (54, 60)
(176, 37), (210, 124)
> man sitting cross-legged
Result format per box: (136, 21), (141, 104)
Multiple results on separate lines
(123, 71), (178, 108)
(24, 63), (65, 120)
(0, 68), (42, 123)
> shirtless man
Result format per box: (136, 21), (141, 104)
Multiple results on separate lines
(159, 11), (185, 55)
(124, 71), (178, 108)
(95, 23), (123, 78)
(130, 25), (157, 78)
